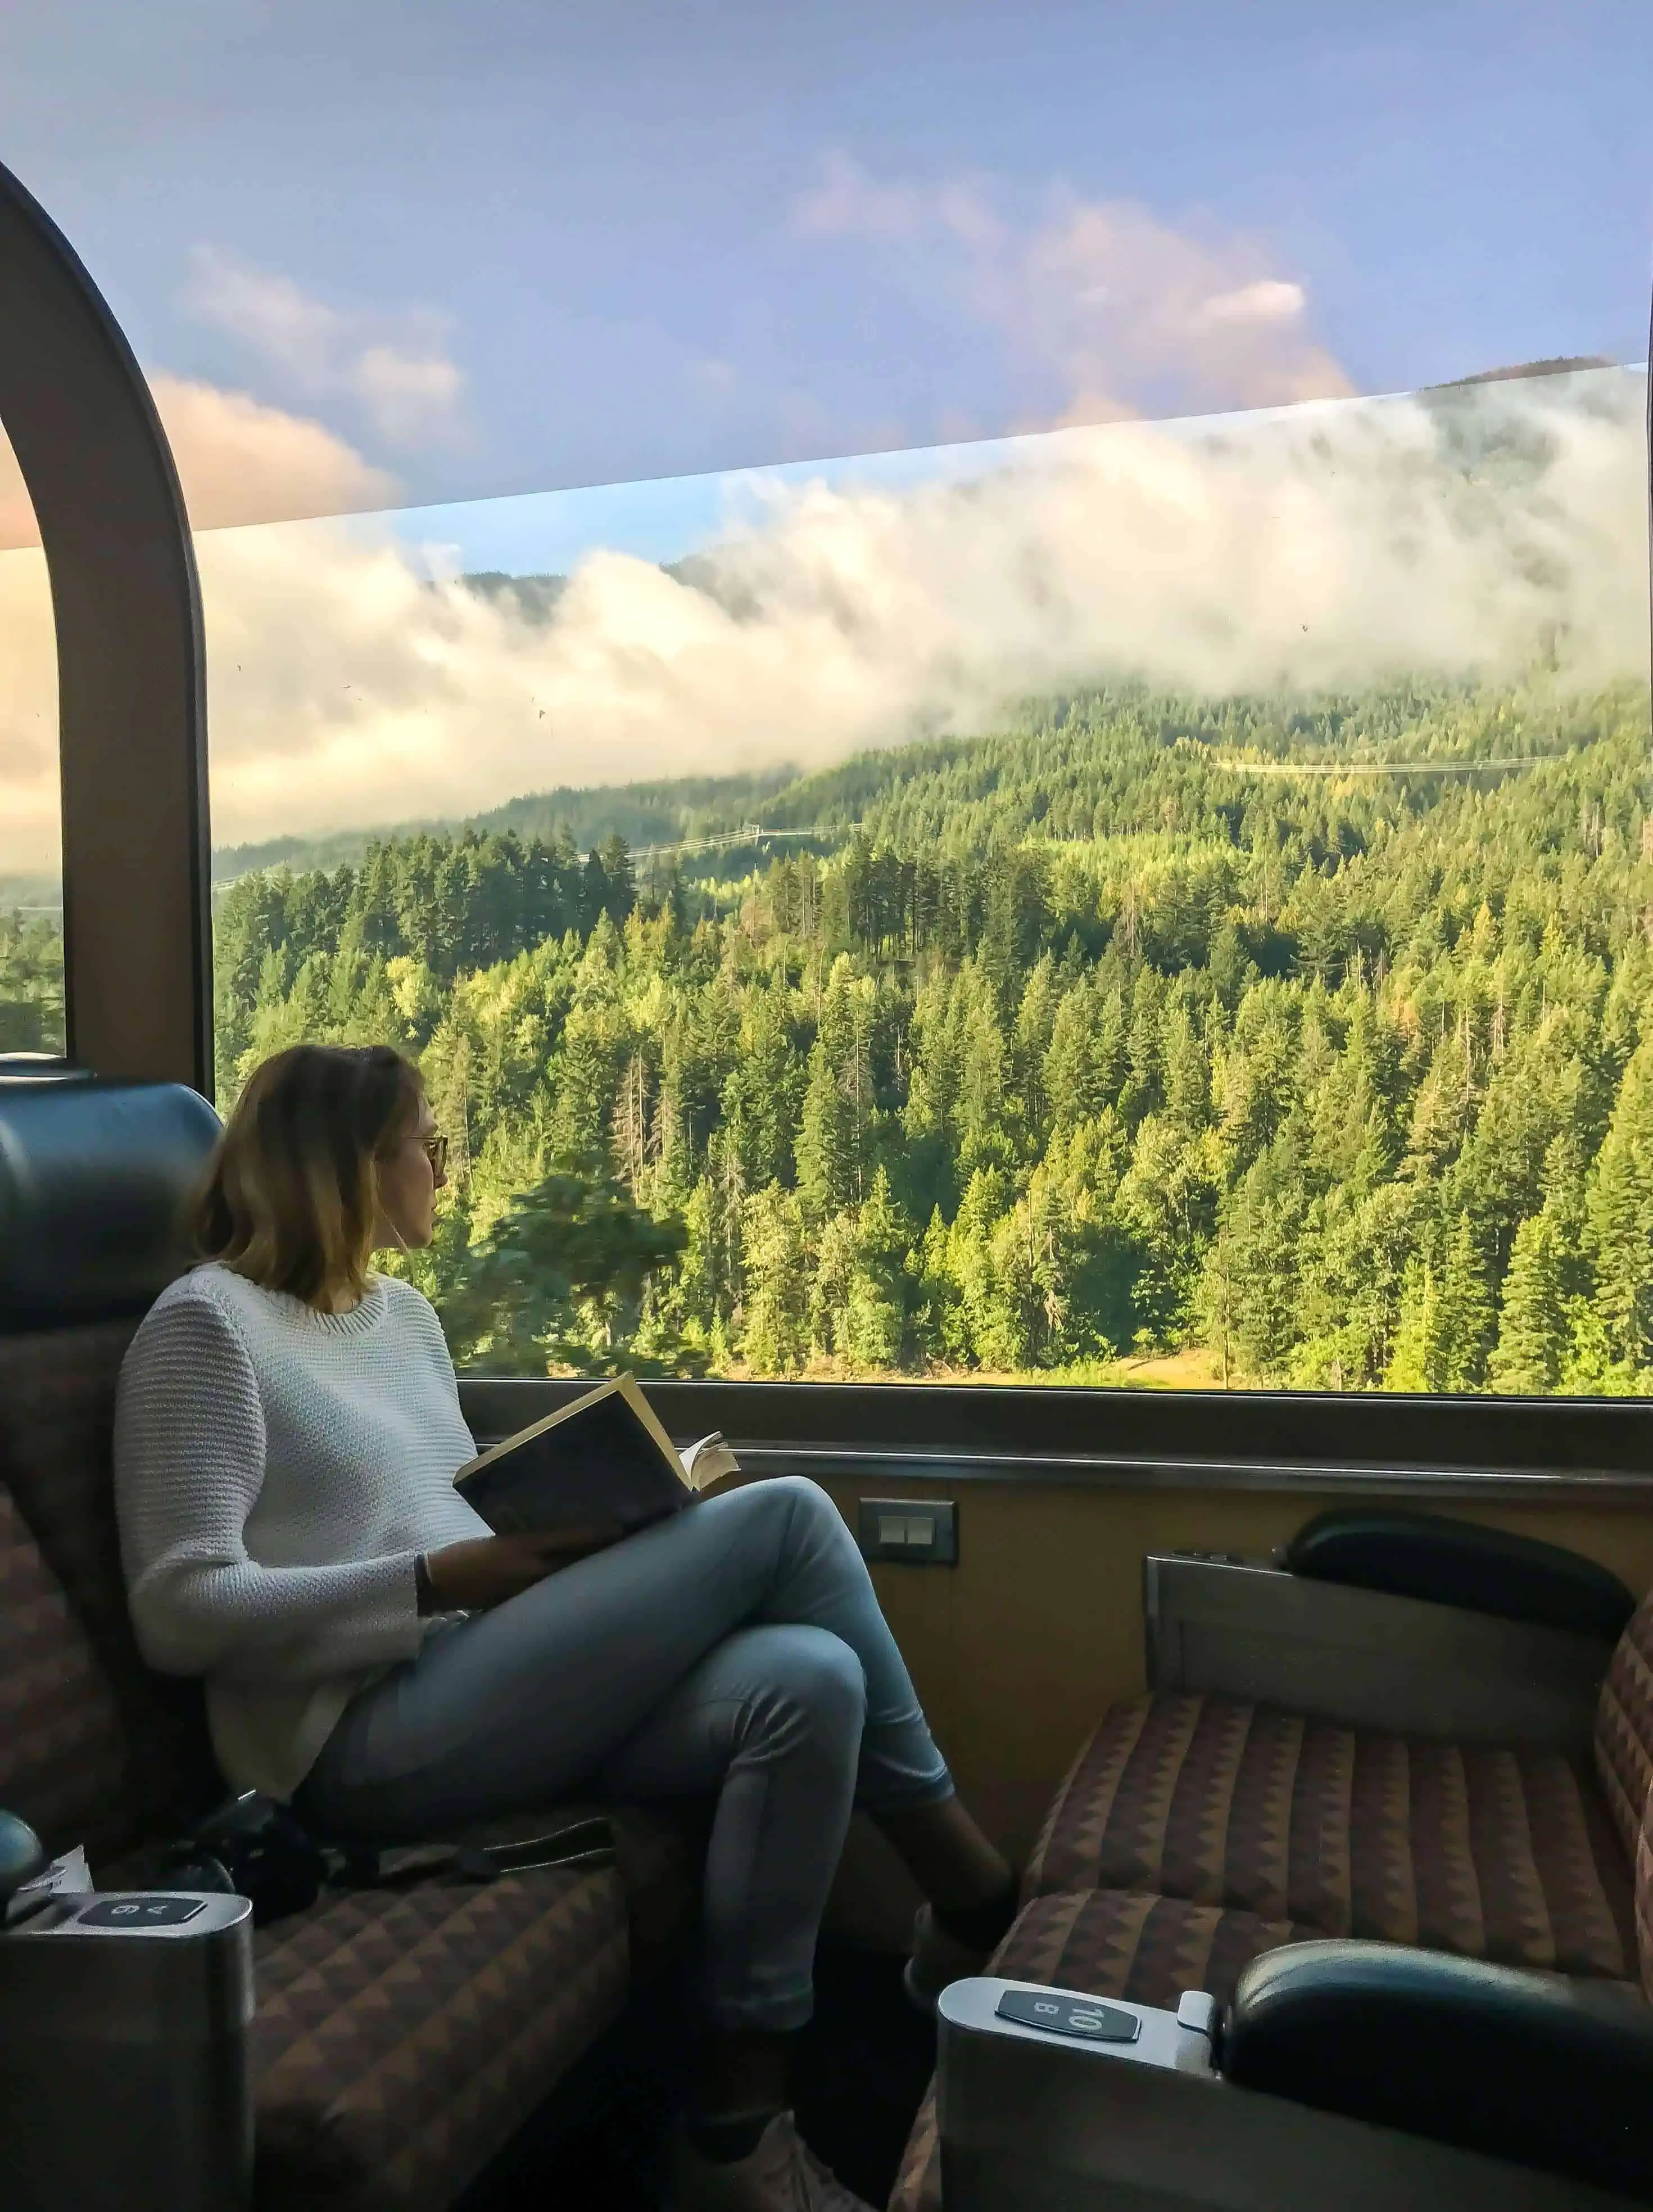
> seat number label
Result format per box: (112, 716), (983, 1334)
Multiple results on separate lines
(995, 1988), (1142, 2042)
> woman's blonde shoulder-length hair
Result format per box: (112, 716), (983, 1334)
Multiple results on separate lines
(195, 1044), (424, 1307)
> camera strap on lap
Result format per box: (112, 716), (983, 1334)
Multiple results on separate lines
(353, 1815), (618, 1890)
(158, 1793), (618, 1925)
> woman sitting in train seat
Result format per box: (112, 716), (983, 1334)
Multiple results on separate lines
(113, 1043), (1018, 2212)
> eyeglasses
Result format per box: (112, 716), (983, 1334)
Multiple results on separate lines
(422, 1133), (450, 1176)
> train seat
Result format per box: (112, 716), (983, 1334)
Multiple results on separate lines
(1020, 1690), (1636, 1980)
(0, 1073), (696, 2211)
(890, 1525), (1653, 2210)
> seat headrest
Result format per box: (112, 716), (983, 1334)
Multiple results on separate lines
(0, 1078), (222, 1334)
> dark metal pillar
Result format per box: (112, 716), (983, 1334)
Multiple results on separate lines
(0, 159), (211, 1094)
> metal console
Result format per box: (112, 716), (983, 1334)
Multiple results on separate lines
(1143, 1551), (1613, 1749)
(0, 1888), (255, 2211)
(937, 1975), (1628, 2210)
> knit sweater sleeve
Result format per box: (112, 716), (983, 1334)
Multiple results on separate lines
(114, 1289), (427, 1682)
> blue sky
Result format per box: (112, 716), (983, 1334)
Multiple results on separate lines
(4, 0), (1649, 528)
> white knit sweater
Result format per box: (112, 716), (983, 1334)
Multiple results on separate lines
(114, 1262), (492, 1801)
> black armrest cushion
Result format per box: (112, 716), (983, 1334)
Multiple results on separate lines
(0, 1810), (47, 1909)
(1283, 1507), (1636, 1641)
(1221, 1940), (1653, 2200)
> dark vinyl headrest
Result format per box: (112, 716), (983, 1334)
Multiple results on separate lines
(1283, 1506), (1636, 1642)
(0, 1078), (222, 1333)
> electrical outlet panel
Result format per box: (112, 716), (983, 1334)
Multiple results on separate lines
(857, 1497), (958, 1565)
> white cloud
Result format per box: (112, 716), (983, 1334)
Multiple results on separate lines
(0, 374), (399, 552)
(0, 371), (1641, 873)
(1198, 280), (1307, 328)
(794, 157), (995, 249)
(184, 252), (339, 386)
(184, 246), (467, 448)
(794, 156), (1353, 425)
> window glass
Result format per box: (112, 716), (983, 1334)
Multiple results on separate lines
(205, 361), (1652, 1394)
(0, 430), (65, 1058)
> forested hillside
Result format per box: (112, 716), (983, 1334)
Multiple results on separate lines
(0, 913), (65, 1054)
(192, 677), (1653, 1393)
(10, 678), (1652, 1391)
(211, 763), (805, 882)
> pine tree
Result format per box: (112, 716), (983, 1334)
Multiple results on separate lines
(910, 1205), (961, 1366)
(1219, 1121), (1308, 1380)
(721, 987), (801, 1191)
(1434, 1211), (1495, 1391)
(1489, 1214), (1568, 1393)
(1298, 1180), (1422, 1389)
(1161, 996), (1212, 1134)
(1217, 987), (1296, 1171)
(957, 976), (1008, 1154)
(796, 1042), (858, 1220)
(1012, 954), (1060, 1143)
(809, 1209), (860, 1362)
(1588, 1036), (1653, 1369)
(1043, 979), (1105, 1130)
(845, 1167), (911, 1371)
(1119, 968), (1165, 1127)
(551, 1010), (614, 1159)
(740, 1185), (810, 1374)
(612, 1050), (651, 1198)
(947, 1167), (1017, 1368)
(1384, 1259), (1439, 1393)
(1401, 1024), (1476, 1181)
(1196, 1234), (1239, 1386)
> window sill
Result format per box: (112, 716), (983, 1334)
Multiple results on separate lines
(455, 1376), (1653, 1499)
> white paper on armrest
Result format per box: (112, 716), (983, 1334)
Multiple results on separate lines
(7, 1844), (93, 1922)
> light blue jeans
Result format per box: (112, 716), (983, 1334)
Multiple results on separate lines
(297, 1476), (953, 2029)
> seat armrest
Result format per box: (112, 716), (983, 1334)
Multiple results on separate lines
(1222, 1939), (1653, 2201)
(0, 1810), (47, 1912)
(1283, 1508), (1635, 1640)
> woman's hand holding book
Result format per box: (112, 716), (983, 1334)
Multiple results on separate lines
(422, 1527), (623, 1612)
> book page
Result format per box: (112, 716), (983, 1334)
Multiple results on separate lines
(681, 1433), (741, 1490)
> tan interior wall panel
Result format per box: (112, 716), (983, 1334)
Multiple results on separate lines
(812, 1477), (1653, 1867)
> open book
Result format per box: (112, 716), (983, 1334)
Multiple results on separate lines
(454, 1374), (740, 1538)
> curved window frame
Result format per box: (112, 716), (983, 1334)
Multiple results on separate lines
(0, 156), (210, 1091)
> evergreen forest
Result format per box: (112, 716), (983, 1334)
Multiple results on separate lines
(10, 676), (1653, 1395)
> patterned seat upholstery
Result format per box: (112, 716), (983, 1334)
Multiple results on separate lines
(0, 1313), (700, 2206)
(0, 1321), (223, 1851)
(252, 1867), (630, 2212)
(887, 1888), (1318, 2212)
(1593, 1587), (1653, 1860)
(1024, 1690), (1635, 1979)
(889, 1603), (1653, 2210)
(0, 1480), (142, 1860)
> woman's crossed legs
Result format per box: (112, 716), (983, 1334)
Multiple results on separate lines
(299, 1476), (1000, 2033)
